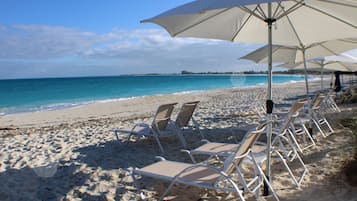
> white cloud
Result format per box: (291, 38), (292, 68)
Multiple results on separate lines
(0, 25), (101, 59)
(0, 25), (280, 78)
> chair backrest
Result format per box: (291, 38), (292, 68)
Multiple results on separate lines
(254, 90), (265, 101)
(312, 94), (325, 110)
(151, 103), (177, 132)
(223, 122), (268, 175)
(279, 111), (299, 132)
(289, 98), (307, 115)
(175, 101), (200, 128)
(277, 99), (306, 131)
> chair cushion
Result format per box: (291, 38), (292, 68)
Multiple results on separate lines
(135, 160), (220, 185)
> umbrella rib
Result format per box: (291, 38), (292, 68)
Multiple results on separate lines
(240, 6), (265, 21)
(256, 4), (267, 19)
(318, 43), (349, 57)
(322, 0), (357, 8)
(171, 7), (233, 37)
(339, 62), (354, 72)
(340, 38), (357, 45)
(279, 5), (304, 47)
(231, 7), (261, 42)
(275, 1), (304, 21)
(302, 3), (357, 29)
(272, 2), (283, 19)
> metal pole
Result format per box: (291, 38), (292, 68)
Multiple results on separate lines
(302, 48), (313, 136)
(320, 64), (324, 90)
(321, 69), (324, 90)
(264, 2), (273, 196)
(302, 48), (310, 96)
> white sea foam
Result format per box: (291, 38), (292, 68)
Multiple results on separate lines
(172, 90), (205, 95)
(1, 75), (307, 115)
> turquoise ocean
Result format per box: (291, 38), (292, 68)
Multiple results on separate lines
(0, 75), (306, 115)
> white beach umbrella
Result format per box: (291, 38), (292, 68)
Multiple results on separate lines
(240, 40), (357, 64)
(326, 53), (357, 63)
(240, 39), (357, 95)
(142, 0), (357, 193)
(278, 58), (357, 89)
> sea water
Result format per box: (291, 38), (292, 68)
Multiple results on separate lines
(0, 75), (305, 114)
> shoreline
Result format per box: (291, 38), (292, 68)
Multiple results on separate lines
(0, 80), (323, 128)
(0, 74), (311, 116)
(0, 73), (308, 81)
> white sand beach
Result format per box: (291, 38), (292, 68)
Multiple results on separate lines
(0, 81), (356, 201)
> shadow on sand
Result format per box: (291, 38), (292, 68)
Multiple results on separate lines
(0, 163), (95, 201)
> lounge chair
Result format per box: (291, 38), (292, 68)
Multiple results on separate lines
(131, 123), (280, 201)
(299, 94), (334, 137)
(322, 91), (341, 112)
(249, 90), (266, 118)
(183, 111), (309, 188)
(275, 98), (315, 153)
(113, 103), (187, 153)
(173, 101), (204, 146)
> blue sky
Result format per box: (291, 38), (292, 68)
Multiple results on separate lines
(0, 0), (192, 33)
(0, 0), (267, 79)
(0, 0), (355, 79)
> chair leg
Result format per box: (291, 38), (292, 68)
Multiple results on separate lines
(159, 179), (176, 201)
(114, 130), (120, 141)
(127, 132), (133, 144)
(192, 118), (205, 139)
(153, 133), (165, 154)
(290, 125), (316, 152)
(274, 150), (307, 188)
(175, 127), (187, 148)
(322, 118), (334, 135)
(249, 152), (280, 201)
(302, 124), (316, 147)
(312, 118), (327, 137)
(287, 129), (303, 153)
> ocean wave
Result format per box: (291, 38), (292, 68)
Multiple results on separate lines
(172, 90), (205, 95)
(0, 75), (306, 115)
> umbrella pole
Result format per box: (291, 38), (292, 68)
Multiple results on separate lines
(320, 64), (324, 90)
(302, 48), (310, 96)
(264, 2), (274, 196)
(302, 48), (314, 137)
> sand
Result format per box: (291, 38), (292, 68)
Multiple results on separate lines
(0, 81), (356, 201)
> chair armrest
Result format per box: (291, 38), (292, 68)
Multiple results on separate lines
(181, 149), (196, 163)
(201, 139), (210, 143)
(155, 156), (166, 161)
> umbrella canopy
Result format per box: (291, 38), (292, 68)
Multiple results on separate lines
(142, 0), (357, 194)
(142, 0), (357, 45)
(278, 57), (357, 89)
(278, 59), (357, 72)
(326, 53), (357, 63)
(240, 40), (357, 94)
(240, 39), (357, 64)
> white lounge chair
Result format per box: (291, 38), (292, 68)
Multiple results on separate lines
(131, 123), (280, 201)
(300, 94), (334, 137)
(113, 103), (188, 153)
(173, 101), (204, 147)
(322, 91), (341, 112)
(183, 111), (309, 188)
(275, 98), (315, 153)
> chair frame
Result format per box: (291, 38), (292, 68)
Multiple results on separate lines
(183, 111), (309, 188)
(306, 94), (335, 137)
(173, 101), (204, 147)
(131, 123), (280, 201)
(113, 103), (180, 153)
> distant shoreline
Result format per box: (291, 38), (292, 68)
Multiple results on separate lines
(0, 79), (325, 129)
(0, 71), (316, 81)
(0, 75), (308, 116)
